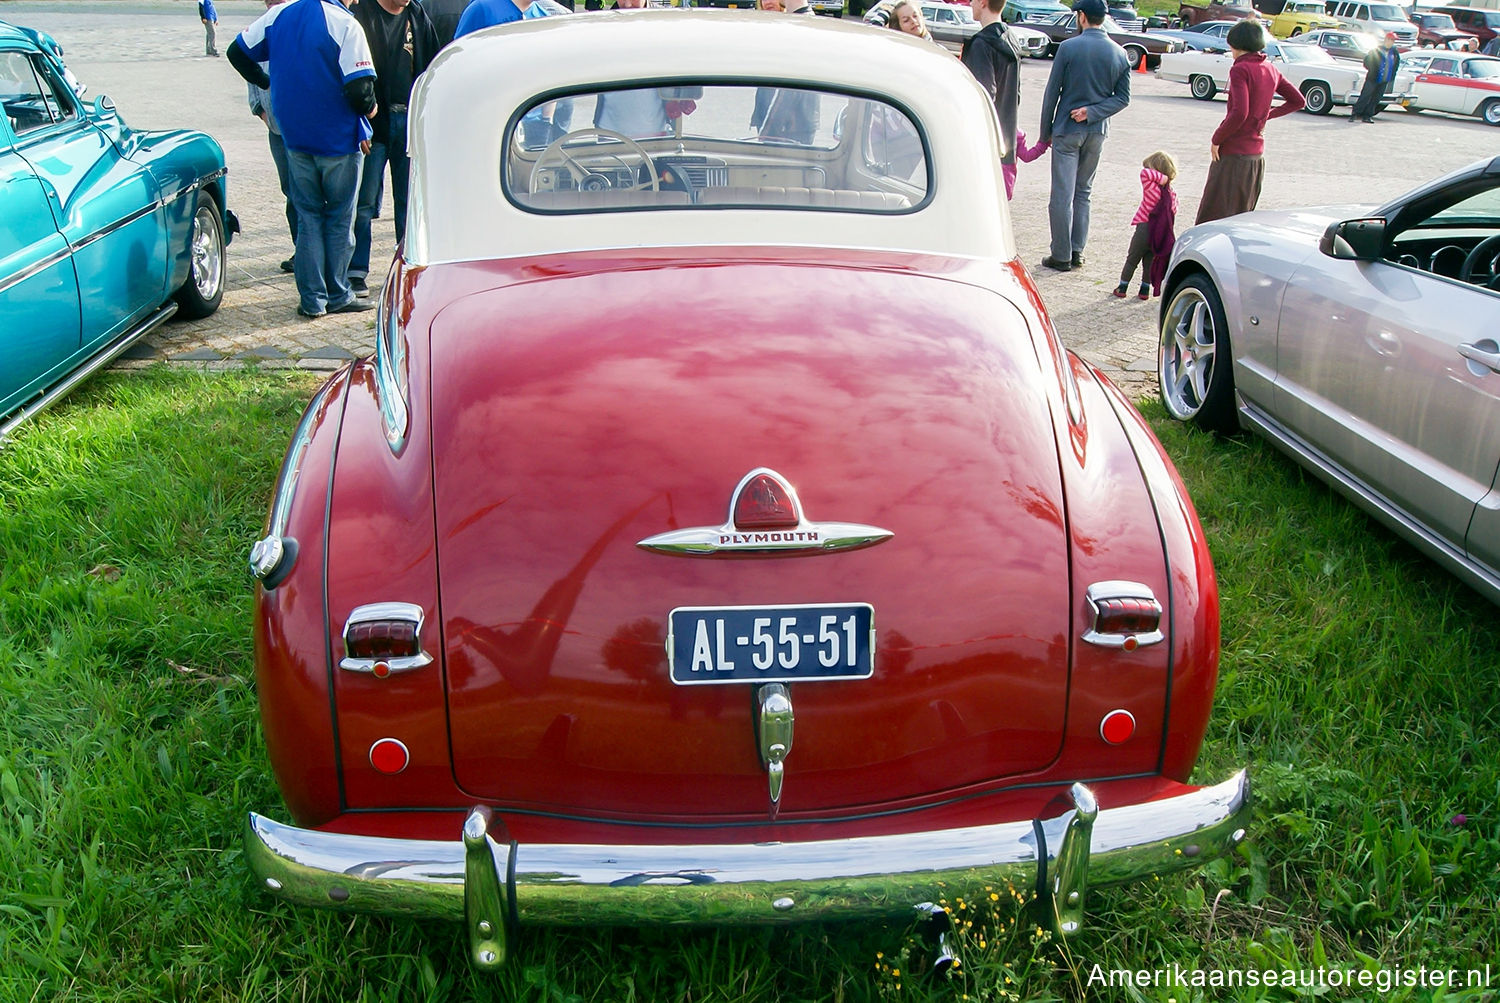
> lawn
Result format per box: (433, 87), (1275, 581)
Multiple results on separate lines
(0, 369), (1496, 1001)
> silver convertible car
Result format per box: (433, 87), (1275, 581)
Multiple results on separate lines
(1158, 156), (1500, 605)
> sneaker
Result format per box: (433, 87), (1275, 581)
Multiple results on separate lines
(296, 305), (325, 319)
(1138, 285), (1150, 301)
(348, 276), (369, 298)
(1112, 283), (1128, 298)
(330, 298), (374, 314)
(280, 257), (295, 273)
(1071, 253), (1086, 268)
(1039, 256), (1073, 272)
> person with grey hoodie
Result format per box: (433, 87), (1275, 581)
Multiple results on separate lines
(960, 0), (1024, 187)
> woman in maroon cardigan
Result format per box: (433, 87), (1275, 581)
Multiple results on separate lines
(1195, 20), (1305, 225)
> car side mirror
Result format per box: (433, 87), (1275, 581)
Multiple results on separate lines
(92, 94), (115, 117)
(1319, 218), (1385, 260)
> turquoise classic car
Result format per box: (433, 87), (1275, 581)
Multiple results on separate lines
(1, 21), (237, 440)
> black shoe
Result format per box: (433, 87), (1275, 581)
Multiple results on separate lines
(348, 276), (369, 298)
(1071, 253), (1086, 268)
(1347, 115), (1362, 123)
(280, 257), (295, 273)
(1039, 256), (1073, 272)
(296, 305), (324, 319)
(1362, 116), (1376, 123)
(330, 298), (374, 314)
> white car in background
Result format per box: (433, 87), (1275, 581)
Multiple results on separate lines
(1157, 37), (1413, 112)
(1398, 50), (1500, 124)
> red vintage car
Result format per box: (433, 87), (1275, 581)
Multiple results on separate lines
(244, 11), (1248, 971)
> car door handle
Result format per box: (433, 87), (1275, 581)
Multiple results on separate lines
(1458, 341), (1500, 374)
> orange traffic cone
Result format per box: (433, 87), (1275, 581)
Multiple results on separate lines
(1136, 56), (1148, 74)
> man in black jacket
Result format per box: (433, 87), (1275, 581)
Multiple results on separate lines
(347, 0), (440, 297)
(961, 0), (1023, 185)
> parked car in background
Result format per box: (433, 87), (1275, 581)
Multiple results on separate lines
(1178, 0), (1256, 25)
(1010, 21), (1053, 52)
(1398, 49), (1500, 121)
(0, 20), (236, 441)
(1160, 35), (1414, 109)
(1029, 11), (1186, 65)
(244, 11), (1249, 971)
(1414, 10), (1478, 46)
(1286, 25), (1382, 59)
(919, 1), (978, 49)
(1108, 0), (1146, 30)
(1324, 0), (1418, 45)
(1440, 4), (1500, 46)
(1268, 0), (1342, 35)
(1002, 0), (1069, 22)
(1144, 18), (1239, 49)
(1158, 156), (1500, 606)
(810, 0), (846, 15)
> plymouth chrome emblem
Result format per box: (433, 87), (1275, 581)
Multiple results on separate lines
(637, 467), (893, 557)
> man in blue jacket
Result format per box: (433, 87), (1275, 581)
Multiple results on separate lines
(228, 0), (379, 317)
(1037, 0), (1130, 272)
(199, 0), (220, 56)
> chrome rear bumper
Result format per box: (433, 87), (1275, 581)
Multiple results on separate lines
(247, 770), (1249, 971)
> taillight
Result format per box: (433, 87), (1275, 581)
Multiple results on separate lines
(733, 470), (800, 529)
(340, 602), (433, 676)
(1081, 581), (1164, 651)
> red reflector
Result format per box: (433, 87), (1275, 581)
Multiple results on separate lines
(346, 620), (421, 660)
(733, 473), (800, 529)
(1092, 597), (1161, 636)
(1100, 710), (1135, 745)
(369, 738), (410, 774)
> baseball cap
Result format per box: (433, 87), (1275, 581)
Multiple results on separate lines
(1072, 0), (1108, 20)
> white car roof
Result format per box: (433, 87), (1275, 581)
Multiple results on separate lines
(406, 11), (1016, 266)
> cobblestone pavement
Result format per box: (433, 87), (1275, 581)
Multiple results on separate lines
(13, 1), (1495, 394)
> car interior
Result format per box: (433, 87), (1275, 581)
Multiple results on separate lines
(0, 50), (73, 136)
(504, 84), (929, 213)
(1386, 179), (1500, 288)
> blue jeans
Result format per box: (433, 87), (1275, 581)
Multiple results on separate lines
(287, 150), (363, 315)
(266, 129), (296, 244)
(1047, 131), (1105, 262)
(351, 109), (407, 281)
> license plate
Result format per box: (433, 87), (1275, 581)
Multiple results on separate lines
(667, 603), (874, 685)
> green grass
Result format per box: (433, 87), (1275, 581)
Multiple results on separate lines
(1, 371), (1497, 1001)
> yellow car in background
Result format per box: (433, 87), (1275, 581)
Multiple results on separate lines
(1269, 0), (1342, 37)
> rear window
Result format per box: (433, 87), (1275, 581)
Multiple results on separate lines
(505, 83), (929, 214)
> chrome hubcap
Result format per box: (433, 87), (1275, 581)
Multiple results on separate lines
(191, 206), (223, 300)
(1159, 288), (1216, 419)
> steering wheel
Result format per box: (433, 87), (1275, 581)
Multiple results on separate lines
(1460, 234), (1500, 285)
(530, 128), (658, 195)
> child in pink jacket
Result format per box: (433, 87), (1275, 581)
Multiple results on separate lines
(1115, 150), (1178, 300)
(1003, 131), (1049, 201)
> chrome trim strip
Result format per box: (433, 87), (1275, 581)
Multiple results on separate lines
(0, 243), (74, 297)
(249, 380), (336, 583)
(245, 771), (1249, 934)
(69, 200), (159, 255)
(638, 466), (893, 556)
(1, 302), (177, 442)
(374, 295), (410, 452)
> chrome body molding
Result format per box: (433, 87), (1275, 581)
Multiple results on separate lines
(638, 467), (893, 556)
(0, 243), (74, 298)
(246, 770), (1250, 964)
(248, 380), (336, 586)
(1081, 580), (1165, 650)
(374, 297), (410, 452)
(1, 302), (177, 443)
(339, 601), (434, 674)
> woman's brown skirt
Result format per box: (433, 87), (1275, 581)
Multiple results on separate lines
(1195, 153), (1266, 225)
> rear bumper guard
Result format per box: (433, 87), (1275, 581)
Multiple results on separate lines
(246, 770), (1250, 971)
